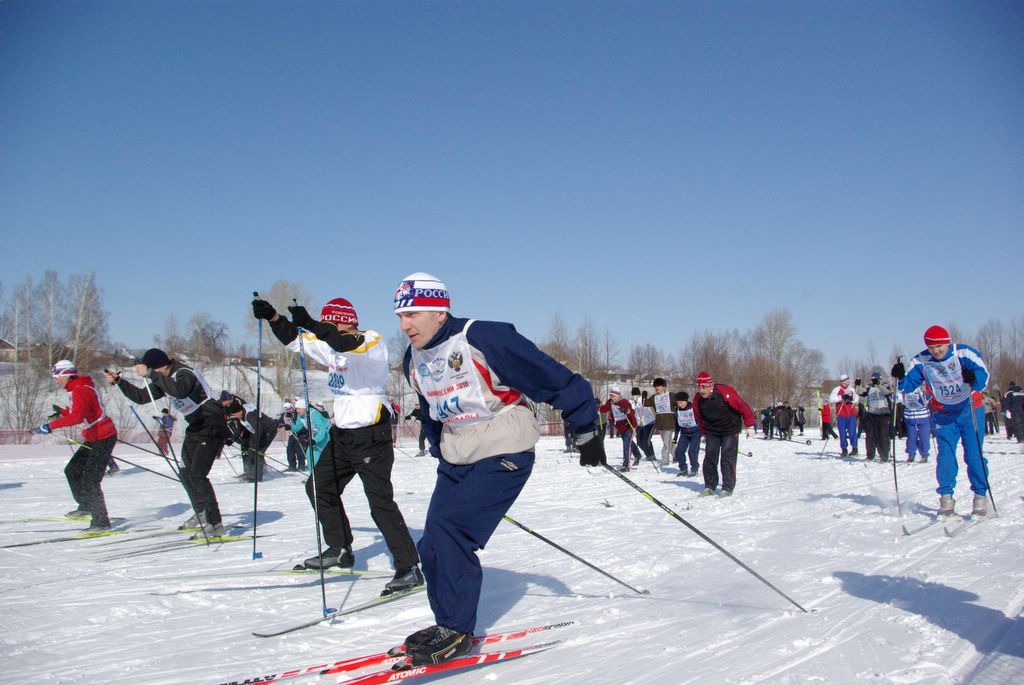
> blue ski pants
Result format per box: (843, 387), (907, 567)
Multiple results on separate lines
(934, 405), (988, 496)
(674, 429), (700, 471)
(619, 430), (643, 467)
(418, 451), (534, 634)
(905, 417), (931, 458)
(837, 416), (858, 452)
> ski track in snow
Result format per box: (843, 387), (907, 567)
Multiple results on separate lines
(1, 434), (1022, 684)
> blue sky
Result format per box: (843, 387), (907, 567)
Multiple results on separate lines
(2, 0), (1021, 372)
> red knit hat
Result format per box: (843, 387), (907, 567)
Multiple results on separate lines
(923, 325), (951, 345)
(696, 371), (714, 388)
(320, 298), (358, 327)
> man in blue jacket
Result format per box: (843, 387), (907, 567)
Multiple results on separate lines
(393, 272), (605, 666)
(893, 325), (991, 517)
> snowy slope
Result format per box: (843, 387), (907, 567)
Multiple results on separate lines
(1, 432), (1022, 685)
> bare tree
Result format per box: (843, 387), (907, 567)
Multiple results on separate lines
(571, 317), (602, 378)
(679, 330), (732, 382)
(32, 271), (67, 366)
(157, 313), (188, 358)
(186, 313), (229, 363)
(627, 342), (663, 379)
(541, 312), (572, 363)
(0, 284), (50, 438)
(65, 272), (109, 368)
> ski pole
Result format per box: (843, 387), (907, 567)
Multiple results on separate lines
(227, 445), (288, 474)
(502, 515), (649, 595)
(296, 319), (330, 617)
(967, 391), (999, 517)
(128, 406), (181, 478)
(252, 291), (264, 561)
(66, 438), (180, 483)
(127, 404), (209, 545)
(889, 406), (903, 518)
(601, 464), (808, 613)
(113, 436), (171, 459)
(622, 411), (654, 471)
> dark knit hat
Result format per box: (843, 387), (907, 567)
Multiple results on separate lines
(140, 348), (171, 369)
(676, 391), (689, 402)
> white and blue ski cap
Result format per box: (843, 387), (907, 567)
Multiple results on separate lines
(51, 359), (77, 377)
(394, 272), (450, 313)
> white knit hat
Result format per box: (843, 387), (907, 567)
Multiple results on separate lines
(51, 360), (77, 377)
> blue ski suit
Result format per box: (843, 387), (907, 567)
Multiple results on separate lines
(899, 343), (989, 496)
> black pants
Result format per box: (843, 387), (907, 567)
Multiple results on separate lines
(180, 430), (225, 525)
(286, 434), (307, 469)
(65, 434), (116, 526)
(822, 421), (838, 439)
(637, 424), (655, 458)
(863, 413), (892, 459)
(703, 433), (738, 492)
(304, 421), (419, 571)
(1007, 416), (1024, 443)
(241, 450), (266, 480)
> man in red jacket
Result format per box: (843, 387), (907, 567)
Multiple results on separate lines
(692, 371), (755, 498)
(33, 360), (119, 532)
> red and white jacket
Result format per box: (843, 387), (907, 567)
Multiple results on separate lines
(49, 375), (117, 442)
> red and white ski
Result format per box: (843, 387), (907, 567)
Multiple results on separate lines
(214, 620), (577, 685)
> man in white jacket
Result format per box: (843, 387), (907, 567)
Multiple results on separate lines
(252, 296), (421, 596)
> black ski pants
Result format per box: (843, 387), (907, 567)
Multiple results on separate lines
(180, 430), (225, 526)
(286, 434), (307, 469)
(65, 434), (116, 527)
(702, 432), (739, 493)
(863, 413), (892, 460)
(304, 421), (419, 571)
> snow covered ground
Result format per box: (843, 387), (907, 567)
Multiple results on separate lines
(2, 432), (1022, 684)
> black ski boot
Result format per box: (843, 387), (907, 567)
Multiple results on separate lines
(303, 547), (354, 570)
(381, 565), (424, 596)
(405, 625), (472, 666)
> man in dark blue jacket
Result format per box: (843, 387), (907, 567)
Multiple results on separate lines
(393, 272), (605, 666)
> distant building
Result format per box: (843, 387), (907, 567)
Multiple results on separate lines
(0, 338), (15, 364)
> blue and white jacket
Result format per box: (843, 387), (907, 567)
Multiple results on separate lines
(402, 315), (598, 465)
(899, 343), (988, 414)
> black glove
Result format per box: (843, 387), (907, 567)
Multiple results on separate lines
(287, 304), (316, 329)
(576, 430), (607, 467)
(251, 298), (277, 320)
(962, 368), (976, 386)
(854, 378), (862, 386)
(48, 404), (63, 420)
(890, 362), (905, 380)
